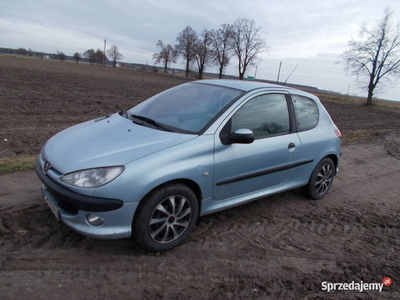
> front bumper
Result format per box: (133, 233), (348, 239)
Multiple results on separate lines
(35, 160), (138, 239)
(35, 160), (123, 213)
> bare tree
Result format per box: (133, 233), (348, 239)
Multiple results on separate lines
(95, 49), (107, 65)
(210, 24), (234, 79)
(153, 40), (178, 73)
(56, 50), (66, 62)
(339, 8), (400, 105)
(73, 52), (81, 63)
(83, 49), (96, 65)
(107, 45), (123, 67)
(231, 18), (268, 80)
(193, 29), (213, 79)
(15, 48), (27, 55)
(176, 26), (198, 77)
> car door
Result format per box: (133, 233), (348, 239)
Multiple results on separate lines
(213, 92), (301, 201)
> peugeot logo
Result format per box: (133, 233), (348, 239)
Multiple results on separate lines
(43, 161), (51, 175)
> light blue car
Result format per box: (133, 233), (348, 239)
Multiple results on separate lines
(36, 79), (342, 252)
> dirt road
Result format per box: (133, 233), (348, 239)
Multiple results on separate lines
(0, 137), (399, 299)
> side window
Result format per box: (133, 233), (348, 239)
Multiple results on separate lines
(231, 94), (290, 139)
(292, 95), (319, 131)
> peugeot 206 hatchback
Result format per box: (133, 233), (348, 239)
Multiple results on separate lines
(36, 79), (341, 252)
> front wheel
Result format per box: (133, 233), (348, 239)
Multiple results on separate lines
(132, 183), (198, 252)
(301, 157), (335, 200)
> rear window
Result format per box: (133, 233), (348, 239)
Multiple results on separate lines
(292, 95), (319, 131)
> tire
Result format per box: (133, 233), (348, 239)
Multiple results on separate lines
(132, 183), (198, 252)
(301, 157), (335, 200)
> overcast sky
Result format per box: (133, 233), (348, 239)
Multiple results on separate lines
(1, 0), (400, 101)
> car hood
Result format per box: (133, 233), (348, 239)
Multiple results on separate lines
(41, 114), (198, 174)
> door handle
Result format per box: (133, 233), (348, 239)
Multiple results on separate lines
(288, 142), (296, 149)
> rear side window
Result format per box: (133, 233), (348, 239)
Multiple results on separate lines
(231, 93), (290, 139)
(292, 95), (319, 131)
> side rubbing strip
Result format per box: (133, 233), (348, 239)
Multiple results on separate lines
(216, 159), (314, 186)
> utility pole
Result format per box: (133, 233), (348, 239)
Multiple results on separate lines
(103, 38), (106, 66)
(254, 66), (258, 78)
(277, 61), (282, 83)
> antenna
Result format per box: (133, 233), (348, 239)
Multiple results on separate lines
(283, 65), (298, 86)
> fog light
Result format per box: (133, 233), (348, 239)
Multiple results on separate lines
(87, 213), (105, 226)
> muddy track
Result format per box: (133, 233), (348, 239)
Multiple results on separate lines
(1, 139), (399, 299)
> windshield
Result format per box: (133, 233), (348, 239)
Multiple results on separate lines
(127, 82), (243, 133)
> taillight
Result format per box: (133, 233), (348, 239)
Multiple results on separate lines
(335, 129), (342, 139)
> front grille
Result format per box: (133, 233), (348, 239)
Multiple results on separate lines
(46, 187), (79, 215)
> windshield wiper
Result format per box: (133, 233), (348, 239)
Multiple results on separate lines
(118, 110), (128, 118)
(131, 114), (171, 131)
(95, 114), (111, 122)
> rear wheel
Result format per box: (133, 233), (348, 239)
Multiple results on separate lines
(301, 157), (335, 200)
(132, 183), (198, 252)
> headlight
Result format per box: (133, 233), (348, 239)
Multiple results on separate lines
(60, 166), (124, 188)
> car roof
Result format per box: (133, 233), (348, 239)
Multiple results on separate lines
(195, 79), (320, 101)
(195, 79), (293, 92)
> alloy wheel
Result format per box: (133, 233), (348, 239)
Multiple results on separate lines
(314, 163), (333, 195)
(149, 195), (192, 244)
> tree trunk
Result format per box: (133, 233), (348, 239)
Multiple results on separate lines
(239, 63), (246, 79)
(198, 67), (203, 79)
(185, 60), (189, 77)
(366, 74), (375, 106)
(366, 86), (374, 106)
(219, 67), (223, 79)
(164, 61), (168, 73)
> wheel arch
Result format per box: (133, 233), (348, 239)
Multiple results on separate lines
(325, 153), (339, 175)
(301, 154), (337, 200)
(133, 178), (203, 220)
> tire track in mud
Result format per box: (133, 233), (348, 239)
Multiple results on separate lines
(190, 194), (400, 269)
(1, 140), (400, 299)
(188, 209), (400, 299)
(2, 250), (398, 300)
(2, 197), (398, 259)
(2, 187), (398, 263)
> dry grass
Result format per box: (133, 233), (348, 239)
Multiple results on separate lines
(0, 155), (37, 175)
(341, 129), (394, 144)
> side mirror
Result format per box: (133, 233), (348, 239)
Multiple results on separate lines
(227, 129), (254, 144)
